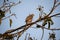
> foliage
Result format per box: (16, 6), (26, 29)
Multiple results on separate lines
(0, 0), (21, 27)
(0, 0), (60, 40)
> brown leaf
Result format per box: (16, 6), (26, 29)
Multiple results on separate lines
(0, 10), (5, 19)
(0, 19), (2, 25)
(9, 19), (12, 27)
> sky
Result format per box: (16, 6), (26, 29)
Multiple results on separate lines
(0, 0), (60, 40)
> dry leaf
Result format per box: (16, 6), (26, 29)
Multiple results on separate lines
(0, 10), (5, 19)
(0, 19), (2, 25)
(9, 19), (12, 27)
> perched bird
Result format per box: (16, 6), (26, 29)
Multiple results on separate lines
(25, 14), (34, 24)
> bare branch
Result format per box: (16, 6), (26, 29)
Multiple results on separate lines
(41, 29), (44, 40)
(0, 1), (21, 9)
(2, 14), (16, 20)
(55, 2), (60, 8)
(4, 12), (60, 34)
(47, 0), (56, 16)
(36, 24), (60, 30)
(45, 0), (59, 17)
(50, 13), (60, 17)
(24, 33), (28, 40)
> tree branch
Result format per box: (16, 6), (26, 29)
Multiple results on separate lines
(2, 14), (16, 20)
(45, 0), (57, 17)
(50, 13), (60, 17)
(4, 12), (60, 34)
(36, 24), (60, 30)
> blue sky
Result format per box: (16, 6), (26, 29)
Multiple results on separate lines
(0, 0), (60, 40)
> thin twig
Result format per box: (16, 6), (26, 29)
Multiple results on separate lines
(41, 29), (44, 40)
(36, 25), (60, 30)
(2, 14), (16, 20)
(45, 0), (57, 17)
(24, 33), (28, 40)
(50, 13), (60, 17)
(4, 12), (60, 34)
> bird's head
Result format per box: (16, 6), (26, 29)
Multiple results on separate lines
(30, 14), (34, 16)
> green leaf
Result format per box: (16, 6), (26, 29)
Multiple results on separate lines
(48, 21), (50, 29)
(9, 19), (12, 27)
(50, 19), (54, 25)
(48, 17), (54, 25)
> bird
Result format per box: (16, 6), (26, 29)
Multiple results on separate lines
(25, 14), (34, 24)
